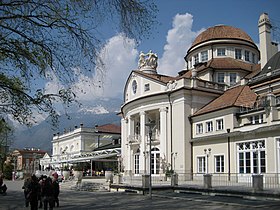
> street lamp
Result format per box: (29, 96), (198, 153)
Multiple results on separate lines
(204, 148), (211, 174)
(145, 120), (156, 199)
(227, 128), (231, 181)
(171, 152), (178, 172)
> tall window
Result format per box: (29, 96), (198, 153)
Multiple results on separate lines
(197, 156), (206, 173)
(206, 121), (213, 132)
(245, 50), (250, 61)
(215, 155), (224, 173)
(217, 72), (225, 84)
(277, 138), (280, 173)
(237, 140), (266, 174)
(201, 51), (208, 62)
(194, 54), (199, 65)
(196, 123), (203, 134)
(151, 148), (160, 174)
(217, 48), (226, 56)
(134, 149), (140, 174)
(235, 49), (242, 59)
(252, 53), (255, 63)
(132, 80), (137, 94)
(216, 119), (224, 131)
(230, 73), (237, 85)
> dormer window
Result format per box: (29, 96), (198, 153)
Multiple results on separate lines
(217, 48), (226, 56)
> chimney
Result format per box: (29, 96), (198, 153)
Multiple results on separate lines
(258, 13), (278, 68)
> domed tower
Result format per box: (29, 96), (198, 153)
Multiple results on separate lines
(184, 25), (260, 87)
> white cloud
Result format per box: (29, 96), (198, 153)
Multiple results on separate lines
(44, 14), (205, 103)
(73, 34), (138, 101)
(158, 13), (204, 76)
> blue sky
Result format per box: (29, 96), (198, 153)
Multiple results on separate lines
(140, 0), (280, 57)
(45, 0), (280, 113)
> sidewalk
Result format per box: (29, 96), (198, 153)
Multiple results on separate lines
(109, 181), (280, 200)
(58, 176), (280, 201)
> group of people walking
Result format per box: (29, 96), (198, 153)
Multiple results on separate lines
(23, 173), (60, 210)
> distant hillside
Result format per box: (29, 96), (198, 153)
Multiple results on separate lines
(12, 98), (122, 153)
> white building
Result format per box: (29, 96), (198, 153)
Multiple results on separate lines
(120, 13), (279, 180)
(49, 124), (121, 171)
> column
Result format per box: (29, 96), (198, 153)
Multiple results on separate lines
(159, 107), (168, 159)
(139, 111), (146, 174)
(127, 116), (132, 174)
(121, 118), (129, 175)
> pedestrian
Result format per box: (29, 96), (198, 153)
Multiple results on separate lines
(41, 176), (54, 210)
(0, 173), (7, 195)
(38, 175), (44, 208)
(27, 174), (41, 210)
(22, 175), (31, 207)
(52, 172), (60, 207)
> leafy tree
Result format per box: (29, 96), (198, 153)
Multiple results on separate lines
(0, 119), (12, 172)
(0, 0), (158, 126)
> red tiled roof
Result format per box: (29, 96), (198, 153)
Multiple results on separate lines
(198, 58), (260, 72)
(193, 85), (257, 116)
(95, 124), (121, 134)
(190, 25), (255, 51)
(16, 149), (46, 155)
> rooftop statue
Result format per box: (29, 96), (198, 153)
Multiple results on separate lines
(138, 50), (158, 70)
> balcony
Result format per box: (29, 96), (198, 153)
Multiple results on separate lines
(128, 134), (141, 145)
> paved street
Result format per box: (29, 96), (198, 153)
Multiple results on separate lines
(1, 180), (280, 210)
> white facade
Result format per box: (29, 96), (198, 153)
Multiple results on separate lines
(121, 13), (280, 179)
(50, 124), (121, 169)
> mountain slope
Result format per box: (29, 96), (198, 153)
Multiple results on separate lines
(12, 98), (123, 153)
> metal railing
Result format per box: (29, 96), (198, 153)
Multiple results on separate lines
(121, 172), (280, 191)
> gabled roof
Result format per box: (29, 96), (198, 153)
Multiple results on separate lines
(193, 85), (257, 116)
(95, 124), (121, 134)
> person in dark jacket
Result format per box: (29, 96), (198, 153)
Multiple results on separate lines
(41, 176), (54, 210)
(0, 174), (7, 195)
(27, 174), (41, 210)
(52, 173), (60, 207)
(22, 175), (31, 207)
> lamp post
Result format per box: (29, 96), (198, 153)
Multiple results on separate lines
(204, 148), (211, 174)
(143, 151), (149, 174)
(145, 120), (156, 199)
(171, 152), (177, 173)
(227, 128), (231, 181)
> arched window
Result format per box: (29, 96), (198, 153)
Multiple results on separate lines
(151, 148), (160, 174)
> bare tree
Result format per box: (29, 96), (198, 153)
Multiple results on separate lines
(0, 0), (158, 125)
